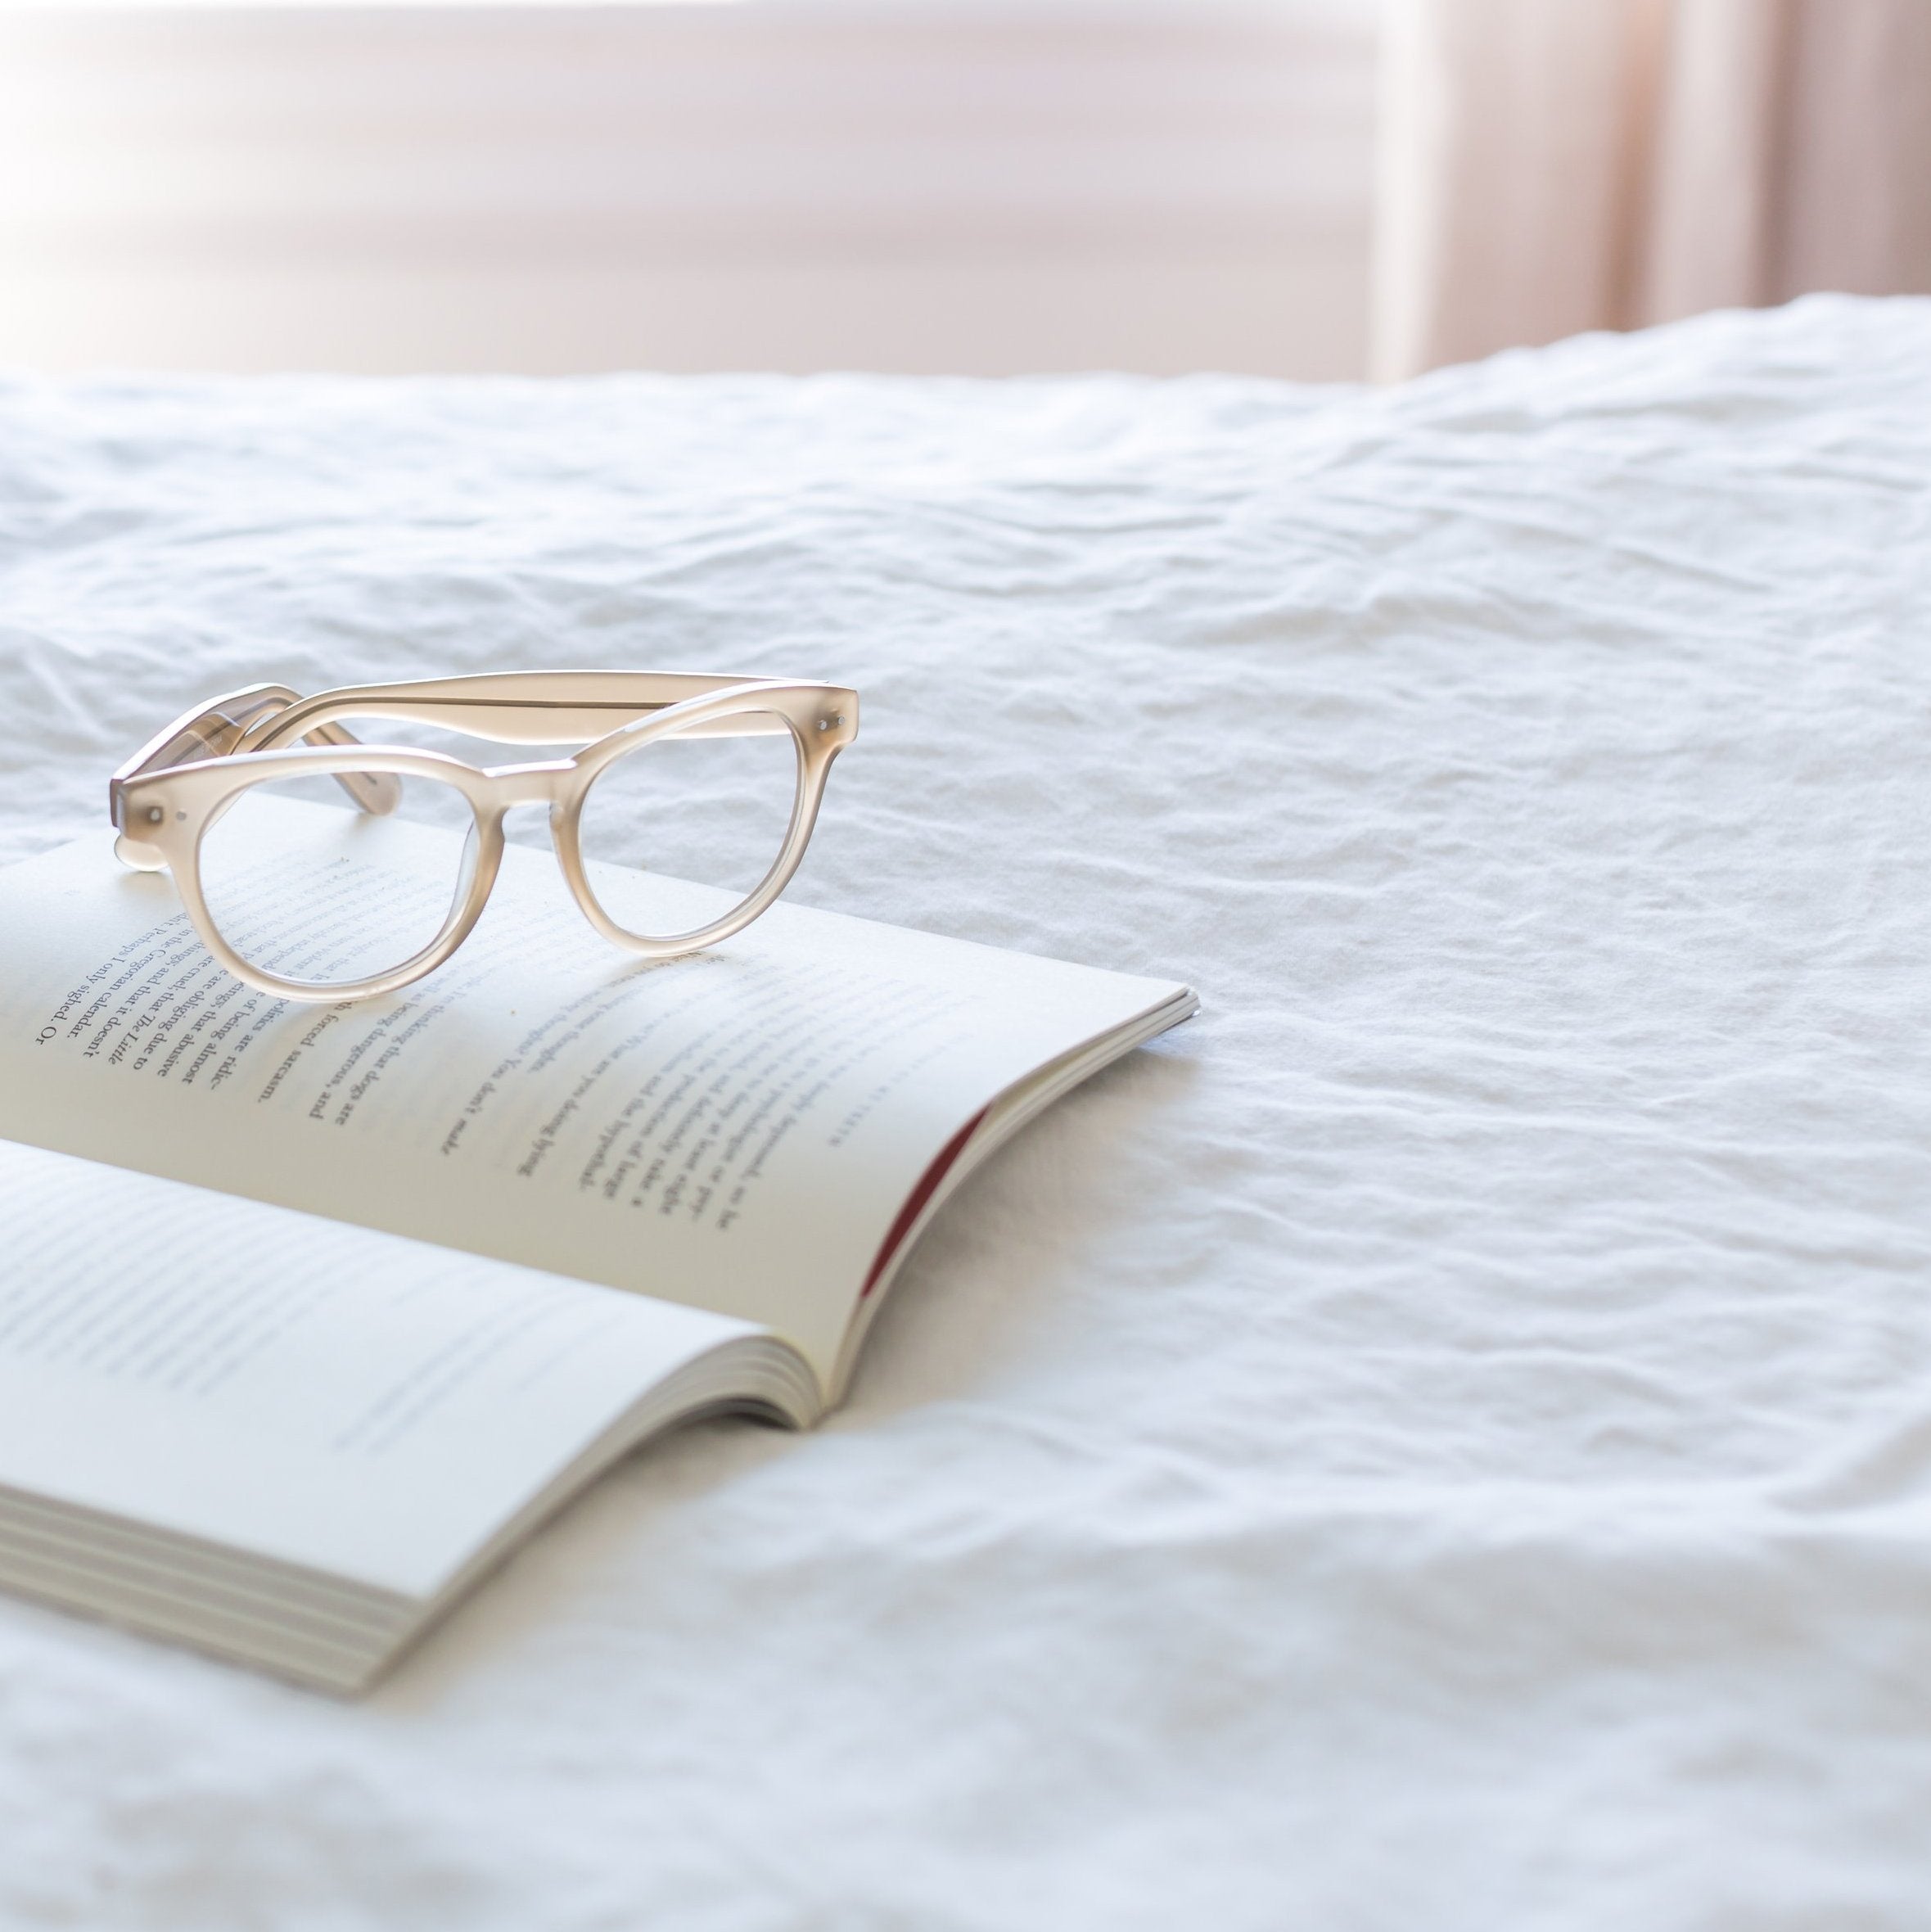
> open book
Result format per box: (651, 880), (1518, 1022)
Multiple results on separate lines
(0, 808), (1193, 1691)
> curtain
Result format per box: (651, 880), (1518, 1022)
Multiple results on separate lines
(1372, 0), (1931, 380)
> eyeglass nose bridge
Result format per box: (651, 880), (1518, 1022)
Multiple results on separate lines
(480, 760), (578, 810)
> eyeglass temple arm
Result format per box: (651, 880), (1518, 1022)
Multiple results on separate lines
(240, 673), (811, 749)
(109, 684), (401, 842)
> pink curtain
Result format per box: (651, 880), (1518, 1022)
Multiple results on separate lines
(1372, 0), (1931, 379)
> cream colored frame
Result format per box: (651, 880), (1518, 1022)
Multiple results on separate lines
(109, 671), (859, 1004)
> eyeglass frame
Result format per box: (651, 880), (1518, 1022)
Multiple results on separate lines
(109, 670), (859, 1004)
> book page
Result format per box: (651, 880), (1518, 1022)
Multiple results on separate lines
(0, 1139), (768, 1599)
(0, 810), (1185, 1387)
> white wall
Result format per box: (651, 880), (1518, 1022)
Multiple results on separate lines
(0, 1), (1378, 376)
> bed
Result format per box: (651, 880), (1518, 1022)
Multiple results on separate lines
(2, 294), (1928, 1927)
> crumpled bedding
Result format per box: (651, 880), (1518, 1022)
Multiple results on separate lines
(2, 294), (1929, 1929)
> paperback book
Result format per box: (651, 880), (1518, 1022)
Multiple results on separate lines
(0, 809), (1193, 1690)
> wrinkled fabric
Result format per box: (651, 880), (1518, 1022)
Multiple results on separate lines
(1, 295), (1929, 1929)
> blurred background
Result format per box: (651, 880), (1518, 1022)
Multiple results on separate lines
(0, 0), (1925, 382)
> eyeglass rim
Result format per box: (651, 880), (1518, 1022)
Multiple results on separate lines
(113, 676), (857, 1004)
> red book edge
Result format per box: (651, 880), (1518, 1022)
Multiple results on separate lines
(859, 1107), (990, 1299)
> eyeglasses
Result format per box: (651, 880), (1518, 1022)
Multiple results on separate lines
(109, 671), (859, 1004)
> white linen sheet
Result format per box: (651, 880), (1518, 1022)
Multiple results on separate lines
(1, 295), (1929, 1928)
